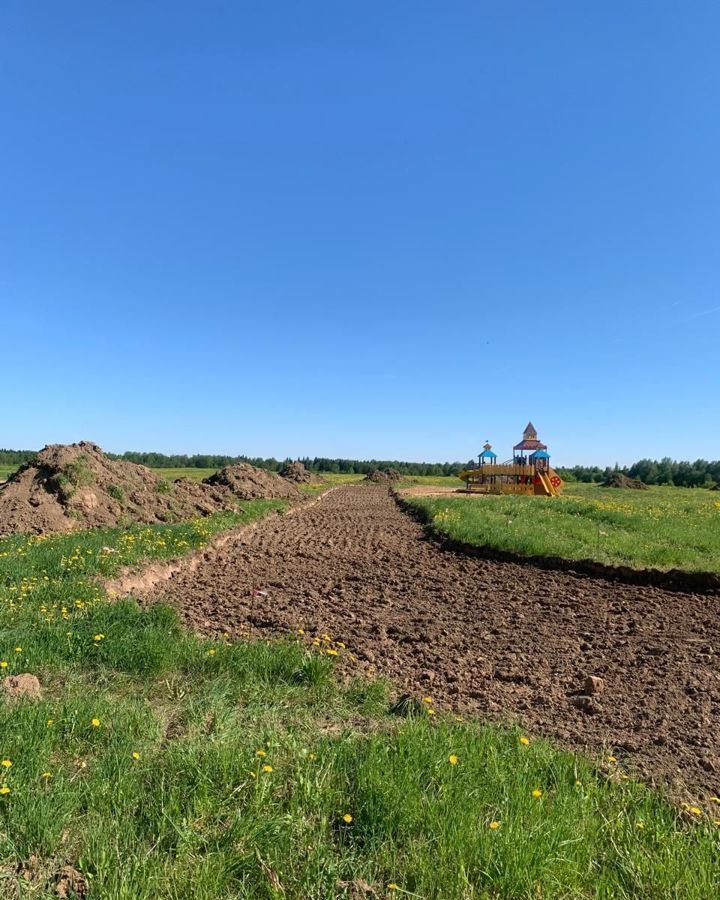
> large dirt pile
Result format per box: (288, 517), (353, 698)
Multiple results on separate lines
(0, 443), (298, 537)
(601, 473), (649, 490)
(364, 468), (402, 483)
(280, 461), (321, 484)
(205, 463), (301, 500)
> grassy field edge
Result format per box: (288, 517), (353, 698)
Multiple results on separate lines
(397, 490), (720, 594)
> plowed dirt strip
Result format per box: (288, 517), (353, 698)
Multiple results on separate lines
(152, 484), (720, 798)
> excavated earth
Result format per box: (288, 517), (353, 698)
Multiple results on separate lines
(0, 443), (300, 537)
(150, 484), (720, 799)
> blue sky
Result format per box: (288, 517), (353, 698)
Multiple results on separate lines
(1, 2), (718, 466)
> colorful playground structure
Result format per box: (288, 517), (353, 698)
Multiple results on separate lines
(458, 423), (564, 497)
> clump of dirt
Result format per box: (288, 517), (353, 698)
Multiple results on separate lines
(364, 468), (401, 483)
(205, 463), (301, 500)
(280, 461), (321, 484)
(4, 857), (88, 900)
(0, 673), (42, 702)
(0, 442), (299, 537)
(601, 473), (649, 490)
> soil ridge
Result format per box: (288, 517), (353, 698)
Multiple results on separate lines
(393, 492), (720, 596)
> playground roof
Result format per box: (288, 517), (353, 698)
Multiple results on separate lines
(479, 449), (497, 459)
(530, 449), (550, 459)
(513, 439), (547, 450)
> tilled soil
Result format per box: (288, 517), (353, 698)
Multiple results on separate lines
(152, 485), (720, 799)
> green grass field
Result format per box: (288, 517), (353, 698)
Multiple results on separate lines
(398, 475), (463, 489)
(151, 467), (218, 482)
(0, 505), (719, 896)
(406, 482), (720, 575)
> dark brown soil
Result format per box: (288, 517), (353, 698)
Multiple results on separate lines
(0, 443), (299, 537)
(364, 468), (401, 483)
(601, 473), (649, 490)
(280, 461), (321, 484)
(149, 485), (720, 800)
(205, 463), (301, 500)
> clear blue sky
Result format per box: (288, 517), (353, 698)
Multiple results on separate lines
(2, 2), (718, 466)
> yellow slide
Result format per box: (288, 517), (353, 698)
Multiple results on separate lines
(537, 469), (560, 497)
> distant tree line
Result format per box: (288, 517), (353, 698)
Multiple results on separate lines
(1, 448), (718, 486)
(557, 458), (720, 488)
(113, 452), (468, 477)
(0, 449), (36, 466)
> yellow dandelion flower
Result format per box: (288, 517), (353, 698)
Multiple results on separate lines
(297, 628), (305, 635)
(14, 647), (22, 653)
(47, 719), (54, 726)
(1, 760), (11, 769)
(41, 772), (52, 779)
(0, 786), (10, 795)
(448, 754), (459, 766)
(336, 641), (346, 649)
(132, 752), (140, 761)
(342, 813), (353, 823)
(688, 806), (702, 816)
(255, 750), (267, 757)
(207, 649), (216, 656)
(262, 764), (273, 773)
(422, 696), (433, 704)
(0, 661), (7, 669)
(532, 789), (543, 798)
(575, 780), (583, 787)
(326, 648), (338, 656)
(489, 820), (500, 829)
(636, 821), (644, 829)
(426, 708), (435, 716)
(93, 634), (105, 642)
(388, 884), (399, 891)
(607, 755), (617, 763)
(91, 718), (101, 727)
(519, 736), (530, 745)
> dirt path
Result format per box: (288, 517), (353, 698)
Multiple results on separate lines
(151, 484), (720, 799)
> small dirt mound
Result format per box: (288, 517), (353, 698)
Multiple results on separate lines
(601, 473), (648, 490)
(0, 442), (293, 537)
(280, 461), (321, 484)
(0, 673), (42, 702)
(205, 463), (301, 500)
(364, 468), (402, 483)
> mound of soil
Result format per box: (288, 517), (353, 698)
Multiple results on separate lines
(280, 461), (321, 484)
(204, 463), (301, 501)
(601, 473), (649, 490)
(364, 468), (401, 483)
(0, 442), (298, 537)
